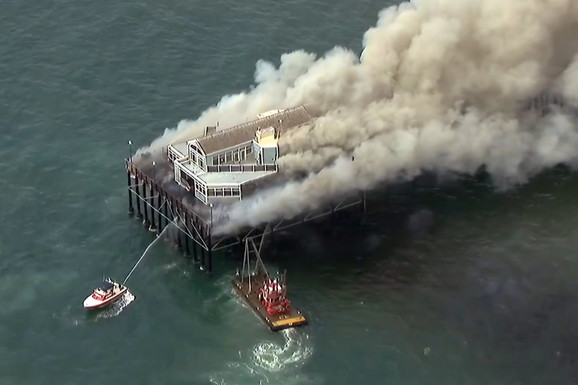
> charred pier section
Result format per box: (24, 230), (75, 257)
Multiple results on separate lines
(125, 156), (366, 274)
(125, 105), (370, 274)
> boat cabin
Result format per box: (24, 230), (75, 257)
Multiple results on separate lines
(258, 277), (291, 316)
(92, 280), (116, 300)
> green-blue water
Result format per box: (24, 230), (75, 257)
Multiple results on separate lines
(1, 1), (577, 384)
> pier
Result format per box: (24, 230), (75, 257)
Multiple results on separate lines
(125, 93), (576, 273)
(126, 159), (365, 273)
(125, 106), (367, 273)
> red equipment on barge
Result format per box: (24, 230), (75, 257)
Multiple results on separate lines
(258, 276), (291, 316)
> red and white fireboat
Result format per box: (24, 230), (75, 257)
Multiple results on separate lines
(83, 278), (128, 310)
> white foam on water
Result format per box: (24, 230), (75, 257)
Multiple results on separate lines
(92, 290), (135, 321)
(251, 328), (313, 372)
(207, 328), (316, 385)
(160, 261), (180, 273)
(55, 290), (136, 327)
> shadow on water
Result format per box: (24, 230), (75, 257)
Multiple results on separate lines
(260, 165), (577, 285)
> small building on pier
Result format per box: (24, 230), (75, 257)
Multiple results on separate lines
(167, 106), (311, 205)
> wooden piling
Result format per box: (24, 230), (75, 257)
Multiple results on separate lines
(207, 225), (212, 273)
(163, 193), (169, 227)
(135, 174), (142, 220)
(200, 233), (206, 270)
(174, 199), (182, 251)
(156, 191), (163, 234)
(148, 181), (156, 232)
(127, 170), (134, 215)
(184, 213), (191, 256)
(142, 177), (149, 228)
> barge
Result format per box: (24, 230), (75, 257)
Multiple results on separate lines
(233, 237), (307, 331)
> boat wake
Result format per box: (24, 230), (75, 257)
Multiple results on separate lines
(251, 328), (313, 372)
(54, 291), (136, 327)
(88, 290), (135, 322)
(208, 328), (317, 385)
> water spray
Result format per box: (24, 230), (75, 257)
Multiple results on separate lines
(122, 220), (174, 285)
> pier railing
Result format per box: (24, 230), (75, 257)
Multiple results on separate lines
(206, 164), (277, 173)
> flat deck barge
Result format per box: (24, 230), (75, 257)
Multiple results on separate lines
(232, 272), (307, 331)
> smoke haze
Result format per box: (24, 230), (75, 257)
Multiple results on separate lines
(135, 0), (578, 235)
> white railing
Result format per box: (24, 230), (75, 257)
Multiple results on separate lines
(206, 164), (277, 173)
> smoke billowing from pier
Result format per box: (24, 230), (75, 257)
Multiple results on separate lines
(136, 0), (578, 235)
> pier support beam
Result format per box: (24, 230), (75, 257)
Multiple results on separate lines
(157, 194), (163, 235)
(127, 170), (134, 215)
(163, 195), (169, 227)
(148, 182), (156, 232)
(142, 178), (149, 228)
(207, 227), (212, 274)
(177, 202), (185, 254)
(200, 243), (206, 271)
(135, 175), (142, 220)
(184, 214), (191, 257)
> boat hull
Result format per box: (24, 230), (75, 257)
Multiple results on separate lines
(83, 287), (128, 310)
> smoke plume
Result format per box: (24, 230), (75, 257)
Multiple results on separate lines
(137, 0), (578, 235)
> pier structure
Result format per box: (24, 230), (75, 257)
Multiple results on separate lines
(126, 106), (366, 273)
(124, 93), (577, 274)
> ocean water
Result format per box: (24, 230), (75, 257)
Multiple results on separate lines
(1, 1), (577, 384)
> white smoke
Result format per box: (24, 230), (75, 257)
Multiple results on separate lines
(556, 53), (578, 105)
(133, 50), (319, 161)
(137, 0), (578, 235)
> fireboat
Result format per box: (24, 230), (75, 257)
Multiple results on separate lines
(232, 237), (307, 331)
(83, 277), (128, 310)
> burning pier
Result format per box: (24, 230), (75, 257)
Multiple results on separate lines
(126, 106), (366, 273)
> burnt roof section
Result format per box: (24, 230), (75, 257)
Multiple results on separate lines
(196, 106), (312, 155)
